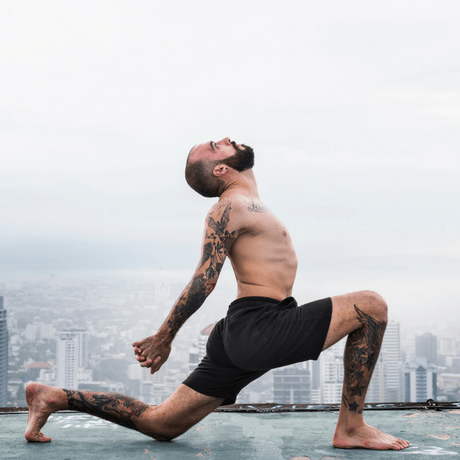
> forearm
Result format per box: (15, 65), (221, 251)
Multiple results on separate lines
(158, 272), (214, 341)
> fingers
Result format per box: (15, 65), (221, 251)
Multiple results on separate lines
(133, 345), (146, 362)
(133, 346), (143, 355)
(140, 359), (153, 368)
(150, 364), (161, 375)
(150, 356), (163, 374)
(140, 355), (161, 368)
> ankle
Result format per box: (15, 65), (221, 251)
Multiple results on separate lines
(337, 412), (365, 433)
(42, 387), (69, 412)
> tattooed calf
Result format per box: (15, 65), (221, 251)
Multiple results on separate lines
(342, 305), (387, 413)
(64, 390), (150, 430)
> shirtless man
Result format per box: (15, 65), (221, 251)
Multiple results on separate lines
(25, 138), (409, 450)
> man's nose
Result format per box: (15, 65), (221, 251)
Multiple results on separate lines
(219, 137), (231, 145)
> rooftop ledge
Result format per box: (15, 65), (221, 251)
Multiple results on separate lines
(2, 399), (459, 414)
(2, 402), (460, 460)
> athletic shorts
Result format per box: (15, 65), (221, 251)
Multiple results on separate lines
(183, 296), (332, 406)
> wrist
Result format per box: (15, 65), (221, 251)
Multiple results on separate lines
(157, 326), (174, 343)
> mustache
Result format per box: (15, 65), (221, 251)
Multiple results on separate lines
(231, 141), (252, 152)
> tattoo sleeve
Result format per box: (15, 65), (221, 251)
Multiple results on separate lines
(64, 389), (149, 430)
(165, 201), (236, 339)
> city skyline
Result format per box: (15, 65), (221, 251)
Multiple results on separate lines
(2, 273), (459, 407)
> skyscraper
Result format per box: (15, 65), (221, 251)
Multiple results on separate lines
(319, 340), (344, 404)
(56, 331), (78, 389)
(366, 358), (384, 403)
(68, 328), (89, 368)
(402, 357), (437, 402)
(367, 320), (401, 402)
(309, 358), (321, 403)
(383, 321), (401, 402)
(198, 324), (214, 362)
(0, 297), (8, 406)
(416, 332), (438, 365)
(273, 366), (310, 404)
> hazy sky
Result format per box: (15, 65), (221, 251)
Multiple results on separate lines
(1, 1), (459, 330)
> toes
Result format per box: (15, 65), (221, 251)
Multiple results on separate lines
(393, 438), (409, 450)
(37, 432), (52, 442)
(25, 431), (52, 443)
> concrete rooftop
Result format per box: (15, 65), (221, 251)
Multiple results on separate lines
(2, 404), (460, 460)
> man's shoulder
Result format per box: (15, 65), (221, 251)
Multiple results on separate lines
(208, 195), (248, 217)
(204, 196), (250, 235)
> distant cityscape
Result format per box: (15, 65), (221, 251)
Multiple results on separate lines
(1, 274), (459, 407)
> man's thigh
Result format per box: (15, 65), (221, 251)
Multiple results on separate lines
(322, 290), (388, 351)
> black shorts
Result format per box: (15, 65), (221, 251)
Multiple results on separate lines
(183, 296), (332, 406)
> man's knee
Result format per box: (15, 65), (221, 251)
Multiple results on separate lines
(148, 423), (189, 442)
(361, 290), (388, 323)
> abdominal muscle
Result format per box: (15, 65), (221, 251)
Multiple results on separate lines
(229, 248), (298, 301)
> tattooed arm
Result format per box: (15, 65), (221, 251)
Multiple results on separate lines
(132, 199), (238, 373)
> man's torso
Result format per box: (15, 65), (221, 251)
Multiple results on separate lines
(217, 193), (298, 300)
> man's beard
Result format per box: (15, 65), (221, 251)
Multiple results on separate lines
(221, 142), (255, 172)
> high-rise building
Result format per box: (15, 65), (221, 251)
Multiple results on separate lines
(198, 324), (214, 362)
(366, 358), (384, 403)
(188, 345), (199, 373)
(439, 337), (456, 355)
(402, 357), (437, 402)
(56, 331), (78, 389)
(416, 332), (438, 365)
(366, 320), (401, 403)
(309, 358), (321, 403)
(0, 297), (8, 406)
(68, 328), (89, 368)
(273, 366), (310, 404)
(187, 325), (215, 379)
(383, 321), (401, 402)
(319, 341), (344, 404)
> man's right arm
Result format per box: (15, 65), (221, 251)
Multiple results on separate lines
(132, 198), (240, 374)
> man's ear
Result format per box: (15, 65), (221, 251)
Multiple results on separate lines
(213, 164), (230, 177)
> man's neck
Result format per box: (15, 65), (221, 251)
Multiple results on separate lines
(220, 169), (259, 199)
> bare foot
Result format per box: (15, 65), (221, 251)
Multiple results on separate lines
(333, 422), (410, 450)
(25, 383), (65, 442)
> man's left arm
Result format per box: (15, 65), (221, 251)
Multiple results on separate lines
(132, 199), (239, 373)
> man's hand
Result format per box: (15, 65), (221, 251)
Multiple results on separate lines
(132, 333), (172, 375)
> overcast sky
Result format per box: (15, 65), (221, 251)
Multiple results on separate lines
(1, 1), (459, 331)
